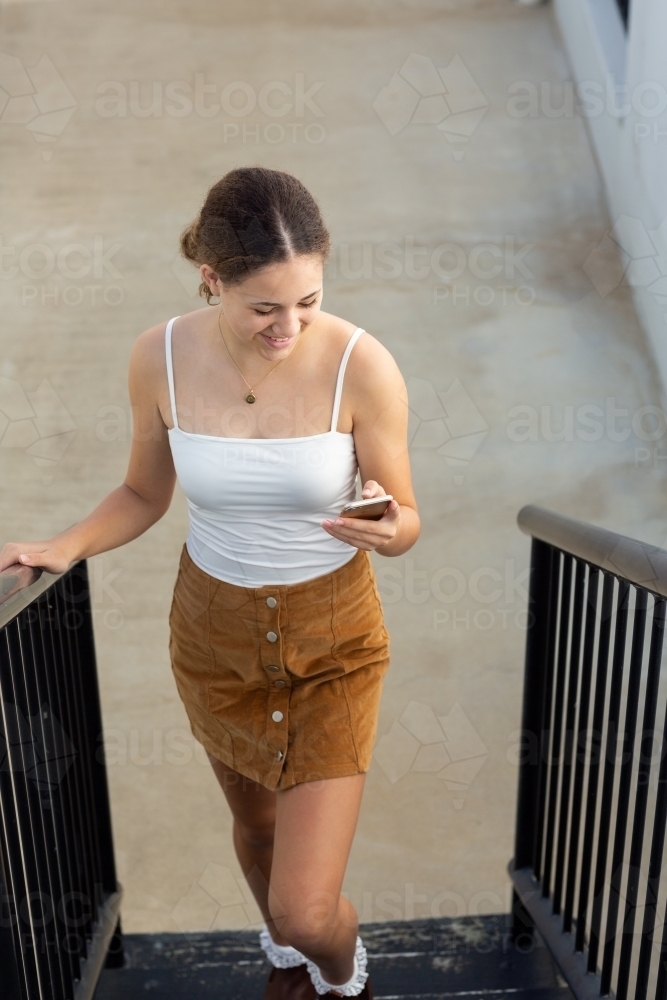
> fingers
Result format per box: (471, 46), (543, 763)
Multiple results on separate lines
(328, 500), (400, 529)
(321, 526), (391, 549)
(322, 500), (399, 531)
(0, 543), (63, 575)
(321, 501), (401, 549)
(1, 553), (40, 573)
(360, 480), (384, 498)
(0, 545), (26, 574)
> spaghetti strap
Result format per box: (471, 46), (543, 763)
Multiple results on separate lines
(330, 327), (364, 433)
(165, 316), (180, 429)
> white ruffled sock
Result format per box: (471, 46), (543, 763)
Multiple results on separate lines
(259, 924), (307, 968)
(306, 936), (369, 996)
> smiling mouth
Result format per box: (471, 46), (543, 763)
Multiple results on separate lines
(261, 332), (295, 348)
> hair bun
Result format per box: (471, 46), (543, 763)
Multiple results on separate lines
(178, 168), (330, 303)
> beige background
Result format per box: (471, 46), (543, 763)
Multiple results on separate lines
(1, 0), (665, 933)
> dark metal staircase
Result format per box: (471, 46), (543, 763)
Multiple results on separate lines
(95, 915), (574, 1000)
(6, 504), (667, 1000)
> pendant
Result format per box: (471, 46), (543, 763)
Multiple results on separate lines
(245, 391), (256, 404)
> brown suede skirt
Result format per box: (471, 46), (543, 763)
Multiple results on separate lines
(168, 543), (390, 790)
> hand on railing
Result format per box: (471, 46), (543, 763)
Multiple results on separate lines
(0, 539), (74, 576)
(0, 561), (43, 604)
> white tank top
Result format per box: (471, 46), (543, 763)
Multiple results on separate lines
(165, 316), (363, 587)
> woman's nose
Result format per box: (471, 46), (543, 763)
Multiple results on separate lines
(271, 312), (301, 337)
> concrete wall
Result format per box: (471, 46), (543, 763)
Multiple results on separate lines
(554, 0), (667, 398)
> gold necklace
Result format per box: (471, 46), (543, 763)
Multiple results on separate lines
(217, 309), (294, 404)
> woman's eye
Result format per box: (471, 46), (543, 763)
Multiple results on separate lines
(254, 299), (316, 315)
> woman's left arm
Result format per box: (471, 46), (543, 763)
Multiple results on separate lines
(321, 333), (420, 556)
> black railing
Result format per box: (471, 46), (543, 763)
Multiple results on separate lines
(0, 560), (123, 1000)
(510, 505), (667, 1000)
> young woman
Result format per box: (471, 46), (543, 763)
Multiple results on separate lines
(0, 167), (420, 998)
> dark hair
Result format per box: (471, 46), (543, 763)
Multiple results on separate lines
(180, 167), (331, 302)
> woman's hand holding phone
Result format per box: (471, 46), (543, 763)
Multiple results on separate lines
(321, 480), (401, 551)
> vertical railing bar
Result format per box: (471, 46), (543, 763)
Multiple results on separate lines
(576, 571), (615, 953)
(600, 587), (648, 994)
(0, 820), (27, 1000)
(66, 563), (118, 899)
(634, 598), (667, 1000)
(40, 585), (96, 950)
(514, 540), (555, 871)
(56, 574), (105, 939)
(48, 579), (104, 980)
(554, 559), (587, 916)
(564, 565), (599, 934)
(654, 895), (667, 1000)
(0, 564), (121, 999)
(56, 575), (105, 908)
(10, 611), (69, 1000)
(0, 620), (48, 1000)
(0, 844), (26, 1000)
(616, 593), (664, 1000)
(0, 625), (42, 1000)
(27, 595), (84, 995)
(23, 594), (84, 995)
(512, 511), (667, 1000)
(25, 596), (81, 991)
(575, 571), (614, 951)
(533, 547), (561, 881)
(588, 578), (630, 973)
(543, 554), (574, 901)
(46, 580), (102, 955)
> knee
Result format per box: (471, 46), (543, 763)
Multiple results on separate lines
(274, 917), (330, 956)
(235, 818), (275, 852)
(268, 900), (337, 956)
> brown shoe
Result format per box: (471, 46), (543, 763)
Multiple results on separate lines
(264, 964), (316, 1000)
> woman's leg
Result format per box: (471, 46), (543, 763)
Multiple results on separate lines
(207, 753), (289, 945)
(269, 773), (366, 987)
(209, 753), (367, 983)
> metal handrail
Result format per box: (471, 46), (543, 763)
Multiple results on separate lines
(0, 557), (123, 999)
(511, 505), (667, 1000)
(518, 504), (667, 598)
(0, 563), (64, 630)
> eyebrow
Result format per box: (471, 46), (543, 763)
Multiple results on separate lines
(249, 288), (321, 307)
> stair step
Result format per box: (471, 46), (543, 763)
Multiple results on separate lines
(374, 994), (571, 1000)
(96, 915), (574, 1000)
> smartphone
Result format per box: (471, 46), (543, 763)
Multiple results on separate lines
(339, 495), (393, 521)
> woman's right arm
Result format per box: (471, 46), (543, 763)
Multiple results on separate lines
(0, 324), (177, 575)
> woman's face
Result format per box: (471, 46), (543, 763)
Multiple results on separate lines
(200, 254), (324, 360)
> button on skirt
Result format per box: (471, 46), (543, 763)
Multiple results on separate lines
(168, 543), (391, 790)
